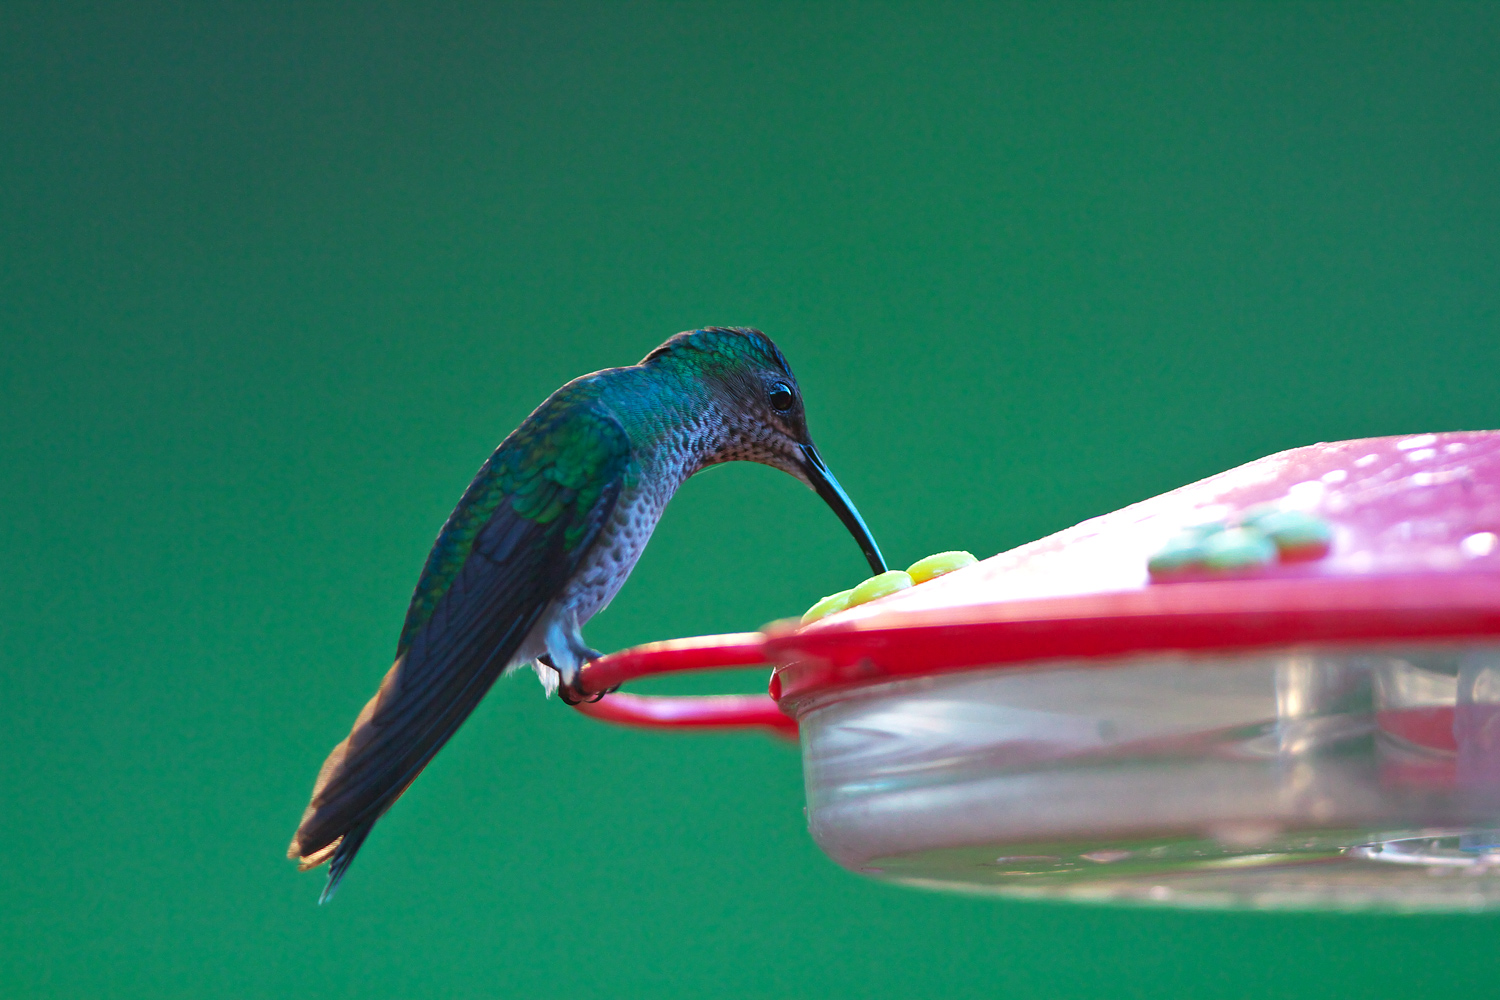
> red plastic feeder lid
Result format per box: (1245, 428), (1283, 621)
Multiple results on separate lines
(577, 431), (1500, 729)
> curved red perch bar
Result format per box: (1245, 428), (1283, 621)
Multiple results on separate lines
(573, 691), (797, 736)
(571, 631), (795, 735)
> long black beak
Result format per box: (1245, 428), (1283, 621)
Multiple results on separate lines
(798, 443), (888, 576)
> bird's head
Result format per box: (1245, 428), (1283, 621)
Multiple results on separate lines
(641, 327), (888, 576)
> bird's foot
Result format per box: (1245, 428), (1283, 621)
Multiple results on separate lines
(557, 677), (619, 705)
(557, 679), (608, 706)
(543, 650), (615, 705)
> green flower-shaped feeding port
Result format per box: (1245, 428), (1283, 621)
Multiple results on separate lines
(1148, 506), (1333, 581)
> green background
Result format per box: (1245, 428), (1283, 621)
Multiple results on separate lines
(4, 3), (1499, 997)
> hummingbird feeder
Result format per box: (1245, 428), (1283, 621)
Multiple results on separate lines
(573, 431), (1500, 911)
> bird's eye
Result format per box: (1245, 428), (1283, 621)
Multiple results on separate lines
(768, 382), (794, 412)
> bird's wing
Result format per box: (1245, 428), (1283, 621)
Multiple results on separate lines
(288, 396), (633, 896)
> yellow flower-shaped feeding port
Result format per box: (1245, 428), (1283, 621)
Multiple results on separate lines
(801, 550), (977, 625)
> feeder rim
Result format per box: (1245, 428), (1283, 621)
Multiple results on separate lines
(769, 571), (1500, 709)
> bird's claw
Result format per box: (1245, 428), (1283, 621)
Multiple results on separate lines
(557, 678), (615, 705)
(553, 649), (616, 705)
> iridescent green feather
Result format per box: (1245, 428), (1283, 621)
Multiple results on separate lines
(396, 386), (634, 656)
(640, 327), (790, 382)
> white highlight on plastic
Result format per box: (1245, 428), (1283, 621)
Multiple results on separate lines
(1397, 434), (1439, 451)
(1461, 533), (1498, 559)
(1283, 480), (1326, 509)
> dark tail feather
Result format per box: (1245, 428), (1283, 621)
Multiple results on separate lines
(319, 818), (376, 905)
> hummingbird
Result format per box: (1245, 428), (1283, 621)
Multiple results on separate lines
(288, 327), (887, 901)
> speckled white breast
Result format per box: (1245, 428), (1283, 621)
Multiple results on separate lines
(558, 469), (683, 624)
(558, 409), (723, 626)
